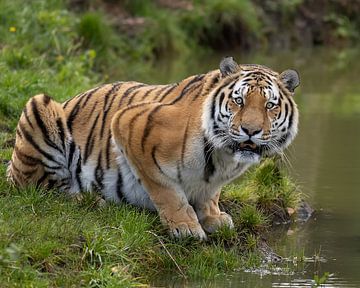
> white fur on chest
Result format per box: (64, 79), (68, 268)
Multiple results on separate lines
(110, 137), (255, 210)
(179, 149), (253, 204)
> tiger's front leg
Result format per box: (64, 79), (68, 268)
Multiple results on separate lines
(195, 190), (234, 233)
(111, 103), (207, 240)
(142, 176), (207, 240)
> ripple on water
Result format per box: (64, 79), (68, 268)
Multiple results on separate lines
(272, 275), (360, 288)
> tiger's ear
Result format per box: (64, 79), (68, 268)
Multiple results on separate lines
(279, 69), (300, 93)
(220, 57), (239, 77)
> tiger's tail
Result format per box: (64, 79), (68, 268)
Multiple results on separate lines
(7, 94), (78, 191)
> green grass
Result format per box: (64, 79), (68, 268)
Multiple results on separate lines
(0, 0), (303, 286)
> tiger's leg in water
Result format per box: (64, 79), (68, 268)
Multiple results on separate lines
(195, 190), (234, 233)
(141, 175), (207, 240)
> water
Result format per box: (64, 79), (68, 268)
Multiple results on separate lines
(125, 48), (360, 287)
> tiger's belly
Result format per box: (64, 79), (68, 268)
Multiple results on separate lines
(76, 155), (156, 210)
(75, 141), (253, 211)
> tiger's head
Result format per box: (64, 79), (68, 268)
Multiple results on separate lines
(203, 57), (300, 163)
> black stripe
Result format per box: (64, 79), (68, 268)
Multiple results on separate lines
(219, 92), (229, 118)
(105, 133), (112, 169)
(31, 99), (62, 153)
(83, 114), (100, 163)
(14, 146), (39, 166)
(127, 90), (141, 105)
(118, 84), (147, 108)
(63, 90), (87, 109)
(100, 83), (124, 138)
(181, 118), (190, 166)
(22, 168), (38, 177)
(287, 98), (294, 129)
(81, 85), (106, 108)
(36, 172), (51, 187)
(157, 84), (178, 102)
(210, 95), (216, 121)
(228, 82), (236, 90)
(210, 81), (234, 122)
(191, 82), (205, 101)
(128, 107), (150, 147)
(95, 153), (104, 190)
(56, 179), (70, 190)
(67, 104), (80, 133)
(141, 105), (162, 152)
(141, 86), (158, 101)
(209, 74), (220, 89)
(203, 137), (215, 182)
(169, 74), (204, 104)
(14, 146), (62, 169)
(86, 100), (98, 121)
(68, 141), (76, 168)
(278, 102), (289, 128)
(102, 86), (114, 112)
(43, 94), (51, 105)
(23, 106), (34, 129)
(62, 98), (72, 109)
(65, 85), (104, 132)
(265, 79), (272, 86)
(16, 127), (23, 139)
(47, 179), (57, 190)
(75, 153), (83, 191)
(11, 162), (35, 178)
(18, 123), (60, 165)
(115, 102), (150, 123)
(177, 162), (183, 184)
(104, 83), (123, 111)
(56, 118), (66, 150)
(116, 170), (125, 201)
(219, 92), (225, 108)
(151, 145), (166, 176)
(277, 132), (290, 146)
(153, 85), (173, 101)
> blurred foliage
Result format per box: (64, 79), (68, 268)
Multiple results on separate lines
(180, 0), (261, 50)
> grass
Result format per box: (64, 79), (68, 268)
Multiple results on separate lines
(0, 0), (303, 286)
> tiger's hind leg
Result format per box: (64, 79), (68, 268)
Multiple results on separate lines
(7, 94), (74, 191)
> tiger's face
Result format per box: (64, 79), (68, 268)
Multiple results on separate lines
(206, 57), (299, 164)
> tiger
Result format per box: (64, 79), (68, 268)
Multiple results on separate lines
(7, 57), (299, 240)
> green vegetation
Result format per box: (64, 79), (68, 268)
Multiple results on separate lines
(0, 0), (304, 286)
(314, 272), (330, 287)
(0, 155), (299, 286)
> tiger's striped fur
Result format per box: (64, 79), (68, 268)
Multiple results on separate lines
(7, 57), (300, 239)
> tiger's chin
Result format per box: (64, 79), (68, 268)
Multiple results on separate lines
(229, 141), (262, 163)
(234, 150), (261, 164)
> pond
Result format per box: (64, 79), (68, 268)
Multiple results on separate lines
(119, 48), (360, 287)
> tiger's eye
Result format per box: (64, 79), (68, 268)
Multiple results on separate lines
(234, 98), (243, 105)
(266, 102), (276, 109)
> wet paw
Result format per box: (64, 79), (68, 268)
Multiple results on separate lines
(200, 212), (234, 233)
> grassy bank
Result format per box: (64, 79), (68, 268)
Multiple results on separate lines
(0, 0), (302, 286)
(0, 158), (300, 286)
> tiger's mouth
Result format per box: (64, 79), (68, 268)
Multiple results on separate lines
(230, 140), (261, 155)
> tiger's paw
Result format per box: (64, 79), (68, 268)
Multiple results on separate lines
(169, 222), (207, 241)
(200, 212), (234, 233)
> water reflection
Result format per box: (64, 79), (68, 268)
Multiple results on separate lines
(121, 48), (360, 287)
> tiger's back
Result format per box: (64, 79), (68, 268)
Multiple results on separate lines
(7, 73), (216, 203)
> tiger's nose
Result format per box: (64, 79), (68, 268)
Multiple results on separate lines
(241, 126), (262, 136)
